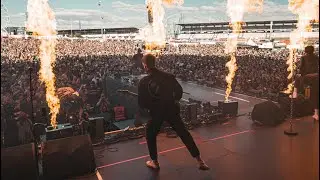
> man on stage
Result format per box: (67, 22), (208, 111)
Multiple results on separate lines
(132, 48), (144, 70)
(138, 54), (209, 170)
(294, 45), (319, 120)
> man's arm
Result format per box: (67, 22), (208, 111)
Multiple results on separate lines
(299, 57), (305, 76)
(302, 56), (319, 77)
(173, 77), (183, 101)
(138, 78), (149, 109)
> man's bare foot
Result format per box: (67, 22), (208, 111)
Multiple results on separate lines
(146, 160), (160, 170)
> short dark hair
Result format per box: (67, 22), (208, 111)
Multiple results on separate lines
(305, 45), (314, 55)
(142, 54), (156, 68)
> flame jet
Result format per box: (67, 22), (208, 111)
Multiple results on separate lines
(284, 0), (319, 94)
(27, 0), (60, 128)
(143, 0), (184, 54)
(224, 0), (264, 101)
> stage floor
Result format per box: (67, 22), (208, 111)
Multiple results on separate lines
(75, 82), (319, 180)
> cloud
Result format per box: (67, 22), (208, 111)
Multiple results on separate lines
(200, 6), (220, 11)
(172, 6), (199, 11)
(177, 0), (295, 23)
(7, 7), (143, 30)
(111, 1), (145, 12)
(5, 0), (296, 30)
(54, 8), (133, 29)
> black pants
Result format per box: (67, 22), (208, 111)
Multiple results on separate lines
(146, 105), (200, 160)
(309, 76), (319, 109)
(296, 75), (319, 109)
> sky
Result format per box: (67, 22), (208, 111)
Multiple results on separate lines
(2, 0), (296, 30)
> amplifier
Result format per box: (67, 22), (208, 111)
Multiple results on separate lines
(1, 143), (38, 180)
(88, 117), (104, 143)
(278, 95), (313, 117)
(46, 123), (73, 140)
(42, 134), (96, 179)
(187, 103), (198, 125)
(210, 112), (224, 121)
(218, 100), (238, 117)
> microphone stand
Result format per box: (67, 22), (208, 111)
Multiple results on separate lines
(29, 65), (40, 179)
(29, 67), (35, 124)
(284, 50), (298, 136)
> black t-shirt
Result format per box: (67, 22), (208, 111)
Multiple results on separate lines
(132, 53), (143, 68)
(300, 54), (319, 76)
(138, 68), (183, 110)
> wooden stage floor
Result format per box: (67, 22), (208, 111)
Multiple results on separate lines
(74, 82), (319, 180)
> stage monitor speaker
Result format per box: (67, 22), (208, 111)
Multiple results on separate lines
(46, 123), (73, 140)
(187, 103), (198, 125)
(218, 100), (238, 117)
(251, 101), (285, 126)
(1, 143), (38, 180)
(88, 117), (104, 143)
(42, 134), (96, 179)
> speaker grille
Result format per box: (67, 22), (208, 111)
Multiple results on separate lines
(42, 134), (96, 179)
(1, 143), (38, 180)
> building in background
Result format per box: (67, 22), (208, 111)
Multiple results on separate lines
(5, 27), (26, 35)
(175, 20), (319, 42)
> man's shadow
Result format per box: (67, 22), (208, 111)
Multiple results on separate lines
(146, 169), (160, 180)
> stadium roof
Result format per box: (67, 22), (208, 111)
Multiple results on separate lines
(58, 27), (139, 35)
(177, 20), (299, 26)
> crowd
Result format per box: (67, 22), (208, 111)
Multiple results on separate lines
(1, 38), (138, 147)
(1, 37), (317, 147)
(2, 38), (137, 61)
(159, 47), (292, 99)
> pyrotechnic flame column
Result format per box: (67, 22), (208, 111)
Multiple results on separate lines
(26, 0), (61, 129)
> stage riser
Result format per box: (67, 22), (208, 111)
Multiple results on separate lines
(278, 96), (314, 117)
(1, 143), (38, 180)
(42, 134), (96, 180)
(88, 117), (105, 143)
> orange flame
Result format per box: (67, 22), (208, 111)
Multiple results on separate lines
(27, 0), (60, 128)
(143, 0), (184, 54)
(284, 0), (319, 94)
(162, 0), (184, 4)
(225, 0), (264, 101)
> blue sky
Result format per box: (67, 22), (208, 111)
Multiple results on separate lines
(2, 0), (295, 30)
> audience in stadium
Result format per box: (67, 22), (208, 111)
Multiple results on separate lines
(1, 37), (317, 147)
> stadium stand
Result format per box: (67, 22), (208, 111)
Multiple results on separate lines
(176, 20), (319, 41)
